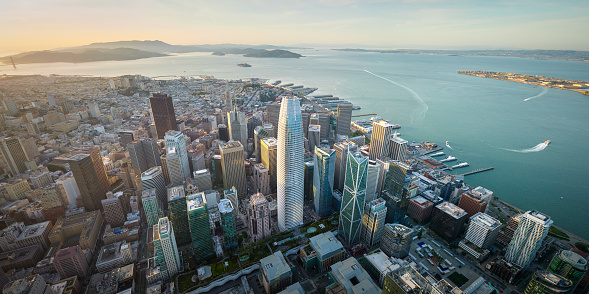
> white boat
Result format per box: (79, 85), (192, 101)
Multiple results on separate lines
(452, 162), (469, 169)
(430, 152), (445, 157)
(440, 156), (456, 162)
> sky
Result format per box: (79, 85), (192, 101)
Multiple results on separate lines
(1, 0), (589, 53)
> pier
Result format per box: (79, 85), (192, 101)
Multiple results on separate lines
(351, 113), (377, 117)
(460, 167), (494, 176)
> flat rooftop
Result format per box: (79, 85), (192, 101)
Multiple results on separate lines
(261, 137), (277, 146)
(14, 221), (50, 242)
(186, 193), (206, 211)
(411, 196), (432, 207)
(218, 199), (233, 214)
(260, 251), (291, 282)
(220, 141), (244, 149)
(436, 202), (467, 219)
(309, 231), (344, 258)
(471, 212), (501, 229)
(167, 185), (185, 201)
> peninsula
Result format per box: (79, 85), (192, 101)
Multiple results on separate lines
(459, 71), (589, 96)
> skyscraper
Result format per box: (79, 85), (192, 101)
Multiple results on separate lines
(149, 93), (177, 139)
(72, 146), (111, 196)
(153, 217), (182, 280)
(142, 188), (163, 226)
(313, 147), (336, 218)
(333, 141), (358, 192)
(101, 197), (126, 227)
(265, 102), (281, 137)
(338, 152), (369, 245)
(161, 151), (183, 186)
(380, 224), (414, 258)
(336, 103), (353, 138)
(523, 271), (573, 294)
(277, 97), (305, 231)
(168, 186), (191, 247)
(141, 167), (167, 209)
(225, 83), (233, 113)
(219, 141), (247, 198)
(127, 139), (161, 175)
(365, 160), (381, 203)
(429, 202), (469, 243)
(361, 198), (387, 249)
(260, 137), (278, 192)
(506, 210), (553, 269)
(254, 124), (273, 163)
(186, 193), (214, 263)
(248, 193), (271, 242)
(66, 154), (107, 212)
(251, 164), (271, 196)
(307, 125), (321, 152)
(369, 120), (395, 161)
(463, 212), (501, 249)
(0, 137), (29, 176)
(53, 246), (89, 279)
(389, 134), (408, 162)
(219, 199), (237, 251)
(458, 186), (494, 217)
(164, 131), (191, 181)
(547, 250), (588, 288)
(228, 110), (248, 149)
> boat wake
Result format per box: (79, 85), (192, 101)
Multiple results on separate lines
(483, 140), (550, 153)
(523, 87), (548, 102)
(445, 141), (463, 152)
(364, 69), (428, 124)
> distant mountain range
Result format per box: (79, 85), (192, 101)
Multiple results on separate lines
(334, 48), (589, 62)
(1, 40), (304, 65)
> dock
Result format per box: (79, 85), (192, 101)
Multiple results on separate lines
(351, 113), (377, 117)
(460, 167), (494, 176)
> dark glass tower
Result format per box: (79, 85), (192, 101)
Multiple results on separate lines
(149, 93), (177, 139)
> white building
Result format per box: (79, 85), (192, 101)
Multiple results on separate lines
(368, 120), (395, 161)
(464, 212), (501, 249)
(164, 131), (191, 180)
(505, 210), (553, 269)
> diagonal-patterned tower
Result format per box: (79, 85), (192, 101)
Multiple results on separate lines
(338, 151), (369, 245)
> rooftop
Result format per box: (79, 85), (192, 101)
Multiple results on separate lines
(528, 210), (551, 222)
(14, 221), (50, 242)
(411, 196), (432, 207)
(261, 137), (277, 146)
(167, 185), (185, 201)
(141, 166), (161, 178)
(220, 140), (244, 149)
(330, 257), (381, 294)
(386, 223), (414, 236)
(471, 212), (501, 229)
(186, 193), (206, 212)
(260, 251), (291, 282)
(365, 251), (407, 275)
(309, 231), (344, 258)
(437, 202), (468, 219)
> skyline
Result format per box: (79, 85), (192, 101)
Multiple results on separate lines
(2, 0), (589, 54)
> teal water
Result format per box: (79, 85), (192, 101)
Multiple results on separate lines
(3, 50), (588, 239)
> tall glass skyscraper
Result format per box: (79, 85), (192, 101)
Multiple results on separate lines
(219, 199), (238, 251)
(164, 131), (191, 181)
(338, 152), (369, 245)
(168, 186), (191, 247)
(506, 210), (553, 269)
(277, 97), (304, 231)
(153, 217), (182, 280)
(186, 193), (214, 263)
(313, 147), (336, 218)
(149, 93), (177, 139)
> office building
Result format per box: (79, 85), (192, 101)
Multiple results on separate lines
(101, 197), (126, 227)
(5, 179), (31, 201)
(266, 102), (281, 137)
(300, 231), (346, 272)
(192, 169), (212, 192)
(218, 124), (230, 141)
(0, 222), (25, 252)
(464, 212), (501, 249)
(254, 124), (273, 163)
(13, 221), (52, 250)
(0, 137), (29, 176)
(307, 125), (321, 152)
(458, 186), (494, 217)
(523, 271), (573, 294)
(228, 110), (248, 148)
(224, 187), (239, 216)
(95, 241), (133, 273)
(369, 120), (395, 161)
(162, 151), (183, 186)
(65, 154), (104, 211)
(248, 193), (271, 242)
(389, 135), (408, 161)
(304, 161), (314, 201)
(219, 141), (247, 197)
(225, 83), (233, 112)
(313, 147), (336, 218)
(190, 150), (206, 173)
(365, 160), (381, 203)
(361, 198), (387, 249)
(382, 265), (459, 294)
(407, 196), (433, 224)
(219, 199), (237, 251)
(277, 97), (305, 231)
(48, 211), (103, 251)
(496, 214), (522, 247)
(547, 250), (588, 287)
(141, 166), (167, 208)
(164, 131), (190, 180)
(338, 152), (369, 246)
(53, 246), (88, 279)
(88, 101), (101, 117)
(329, 257), (381, 294)
(153, 217), (182, 280)
(118, 130), (135, 148)
(2, 99), (18, 116)
(251, 164), (271, 195)
(260, 251), (293, 294)
(336, 103), (353, 138)
(429, 202), (468, 243)
(127, 139), (161, 175)
(149, 93), (177, 139)
(381, 224), (414, 258)
(142, 189), (163, 227)
(168, 185), (191, 247)
(30, 171), (53, 189)
(506, 210), (553, 269)
(3, 274), (49, 294)
(333, 141), (357, 192)
(310, 112), (330, 140)
(186, 193), (214, 262)
(261, 137), (278, 192)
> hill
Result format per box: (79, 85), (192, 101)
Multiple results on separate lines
(1, 48), (167, 65)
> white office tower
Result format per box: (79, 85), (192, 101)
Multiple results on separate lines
(225, 83), (233, 113)
(505, 210), (553, 269)
(164, 131), (191, 180)
(389, 134), (408, 162)
(368, 120), (395, 161)
(361, 198), (387, 249)
(277, 97), (305, 231)
(153, 217), (181, 280)
(141, 166), (167, 209)
(208, 115), (218, 130)
(192, 169), (213, 191)
(55, 174), (81, 205)
(228, 110), (248, 149)
(365, 160), (381, 203)
(88, 101), (101, 118)
(464, 212), (501, 249)
(163, 149), (183, 186)
(308, 124), (321, 152)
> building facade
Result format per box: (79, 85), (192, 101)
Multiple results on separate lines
(313, 147), (336, 218)
(338, 152), (369, 246)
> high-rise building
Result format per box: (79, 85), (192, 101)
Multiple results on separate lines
(141, 167), (167, 209)
(218, 124), (230, 141)
(336, 103), (353, 138)
(389, 135), (408, 162)
(338, 152), (369, 245)
(153, 217), (182, 280)
(463, 212), (501, 249)
(496, 214), (522, 247)
(547, 250), (588, 288)
(219, 141), (247, 198)
(313, 147), (336, 218)
(66, 154), (107, 212)
(260, 251), (293, 294)
(429, 202), (469, 243)
(88, 101), (101, 118)
(330, 257), (381, 294)
(186, 193), (214, 263)
(506, 210), (553, 269)
(189, 150), (205, 173)
(333, 141), (358, 192)
(149, 93), (177, 139)
(228, 110), (248, 148)
(307, 125), (321, 153)
(20, 137), (39, 162)
(304, 162), (314, 200)
(225, 83), (233, 113)
(380, 224), (414, 258)
(2, 99), (18, 116)
(162, 151), (183, 186)
(458, 186), (494, 217)
(219, 199), (237, 251)
(53, 246), (88, 279)
(101, 197), (126, 227)
(310, 113), (330, 140)
(369, 120), (395, 161)
(118, 130), (135, 148)
(127, 139), (161, 175)
(365, 160), (381, 203)
(142, 189), (163, 227)
(251, 164), (271, 195)
(164, 131), (190, 181)
(361, 198), (387, 249)
(0, 137), (29, 176)
(254, 124), (273, 163)
(523, 271), (573, 294)
(72, 146), (111, 196)
(265, 103), (281, 137)
(277, 97), (305, 232)
(168, 185), (191, 247)
(247, 193), (271, 242)
(192, 169), (213, 192)
(224, 187), (239, 216)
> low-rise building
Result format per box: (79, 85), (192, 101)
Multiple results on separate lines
(300, 231), (346, 273)
(48, 210), (103, 250)
(328, 257), (381, 294)
(260, 251), (293, 294)
(14, 221), (53, 250)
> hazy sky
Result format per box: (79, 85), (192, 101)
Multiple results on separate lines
(2, 0), (588, 53)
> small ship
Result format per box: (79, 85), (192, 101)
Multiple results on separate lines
(452, 162), (469, 169)
(237, 63), (252, 67)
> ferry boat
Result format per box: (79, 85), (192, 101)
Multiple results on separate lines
(544, 140), (550, 145)
(452, 162), (469, 169)
(440, 156), (456, 162)
(237, 63), (252, 67)
(430, 152), (445, 157)
(352, 106), (362, 110)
